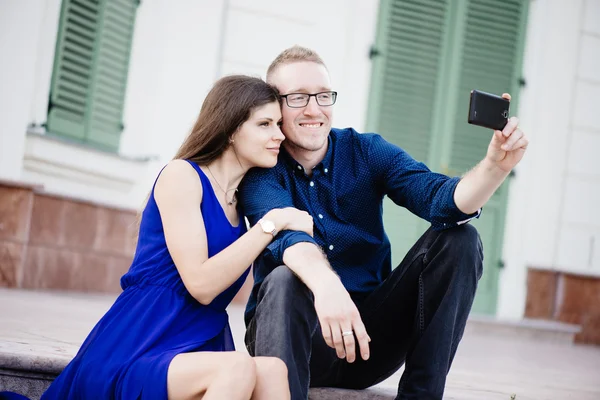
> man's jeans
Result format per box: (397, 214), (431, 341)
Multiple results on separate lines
(245, 224), (484, 400)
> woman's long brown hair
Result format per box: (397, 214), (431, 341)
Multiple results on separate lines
(174, 75), (280, 164)
(133, 75), (279, 239)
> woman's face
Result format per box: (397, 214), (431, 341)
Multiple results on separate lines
(232, 101), (285, 169)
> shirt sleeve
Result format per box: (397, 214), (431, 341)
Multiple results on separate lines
(239, 166), (318, 265)
(367, 134), (481, 230)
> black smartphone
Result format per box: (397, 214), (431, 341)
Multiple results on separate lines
(467, 90), (510, 131)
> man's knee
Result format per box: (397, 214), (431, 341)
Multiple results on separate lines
(445, 223), (479, 244)
(263, 266), (310, 294)
(258, 265), (314, 308)
(438, 224), (483, 278)
(252, 266), (318, 347)
(263, 265), (298, 287)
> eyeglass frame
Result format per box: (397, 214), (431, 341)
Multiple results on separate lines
(279, 91), (338, 108)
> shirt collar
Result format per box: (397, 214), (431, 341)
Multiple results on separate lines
(281, 133), (333, 174)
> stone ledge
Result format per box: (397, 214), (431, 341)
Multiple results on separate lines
(2, 290), (600, 400)
(466, 314), (581, 343)
(0, 351), (68, 376)
(309, 387), (394, 399)
(0, 182), (136, 292)
(0, 372), (398, 400)
(0, 369), (54, 400)
(525, 267), (600, 344)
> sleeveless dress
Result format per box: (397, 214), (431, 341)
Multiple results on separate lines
(40, 160), (249, 400)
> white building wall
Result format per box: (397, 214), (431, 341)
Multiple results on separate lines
(556, 0), (600, 275)
(0, 0), (59, 180)
(219, 0), (378, 139)
(119, 0), (228, 205)
(498, 0), (600, 319)
(1, 0), (378, 208)
(2, 0), (598, 319)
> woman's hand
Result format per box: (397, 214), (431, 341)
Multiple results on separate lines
(266, 208), (314, 236)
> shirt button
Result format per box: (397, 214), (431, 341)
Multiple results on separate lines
(297, 165), (302, 170)
(324, 168), (328, 173)
(318, 214), (323, 219)
(309, 181), (315, 187)
(328, 245), (334, 250)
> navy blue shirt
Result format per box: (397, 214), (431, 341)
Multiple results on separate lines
(239, 127), (480, 323)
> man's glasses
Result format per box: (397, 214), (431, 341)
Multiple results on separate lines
(280, 91), (338, 108)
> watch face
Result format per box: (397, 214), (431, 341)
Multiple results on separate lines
(262, 220), (275, 232)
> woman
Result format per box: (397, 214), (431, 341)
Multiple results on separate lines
(40, 75), (311, 399)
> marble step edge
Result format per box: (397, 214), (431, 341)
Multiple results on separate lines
(466, 314), (581, 341)
(0, 351), (68, 376)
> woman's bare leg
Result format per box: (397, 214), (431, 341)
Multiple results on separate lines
(252, 357), (290, 400)
(167, 351), (256, 400)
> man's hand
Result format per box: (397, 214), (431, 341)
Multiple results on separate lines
(454, 93), (530, 214)
(312, 275), (371, 363)
(485, 93), (529, 172)
(282, 242), (371, 363)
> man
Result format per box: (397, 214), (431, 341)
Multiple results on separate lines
(240, 46), (528, 400)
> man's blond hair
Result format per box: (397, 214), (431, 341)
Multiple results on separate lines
(266, 45), (327, 83)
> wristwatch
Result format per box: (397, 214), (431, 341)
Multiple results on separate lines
(258, 219), (277, 237)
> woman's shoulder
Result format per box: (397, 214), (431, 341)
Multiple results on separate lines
(154, 160), (203, 204)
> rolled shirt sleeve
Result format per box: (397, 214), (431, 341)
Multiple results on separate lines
(239, 166), (318, 265)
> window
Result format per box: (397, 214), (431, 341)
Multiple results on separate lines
(47, 0), (138, 152)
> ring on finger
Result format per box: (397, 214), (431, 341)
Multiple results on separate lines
(342, 330), (353, 337)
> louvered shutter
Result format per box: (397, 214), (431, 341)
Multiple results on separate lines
(47, 0), (138, 151)
(448, 0), (529, 313)
(376, 0), (449, 162)
(449, 0), (527, 175)
(368, 0), (451, 262)
(47, 0), (99, 140)
(87, 0), (137, 149)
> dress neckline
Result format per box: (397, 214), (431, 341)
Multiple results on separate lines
(188, 161), (241, 229)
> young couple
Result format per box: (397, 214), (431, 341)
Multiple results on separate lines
(38, 45), (528, 400)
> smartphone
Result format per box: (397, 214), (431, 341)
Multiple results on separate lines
(467, 90), (510, 131)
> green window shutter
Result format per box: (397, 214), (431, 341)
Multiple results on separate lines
(47, 0), (138, 152)
(445, 0), (529, 314)
(367, 0), (451, 264)
(367, 0), (529, 315)
(47, 0), (99, 140)
(448, 0), (527, 175)
(87, 0), (137, 149)
(369, 0), (450, 163)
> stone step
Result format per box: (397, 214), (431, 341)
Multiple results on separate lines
(1, 289), (596, 400)
(310, 387), (394, 399)
(465, 314), (581, 344)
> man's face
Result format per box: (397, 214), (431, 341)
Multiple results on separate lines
(269, 62), (333, 153)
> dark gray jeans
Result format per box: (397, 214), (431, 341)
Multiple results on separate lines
(245, 224), (483, 400)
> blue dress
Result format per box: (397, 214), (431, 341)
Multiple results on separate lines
(41, 160), (249, 400)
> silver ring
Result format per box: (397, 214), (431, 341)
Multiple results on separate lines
(342, 330), (353, 337)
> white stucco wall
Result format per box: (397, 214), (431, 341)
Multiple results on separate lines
(0, 0), (378, 208)
(218, 0), (378, 133)
(0, 0), (60, 180)
(1, 0), (598, 319)
(497, 0), (600, 319)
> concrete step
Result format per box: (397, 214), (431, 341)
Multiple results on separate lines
(0, 370), (54, 400)
(309, 387), (394, 399)
(466, 314), (581, 344)
(1, 289), (598, 400)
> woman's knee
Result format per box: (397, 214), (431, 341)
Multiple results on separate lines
(168, 352), (256, 399)
(223, 352), (257, 384)
(254, 356), (288, 380)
